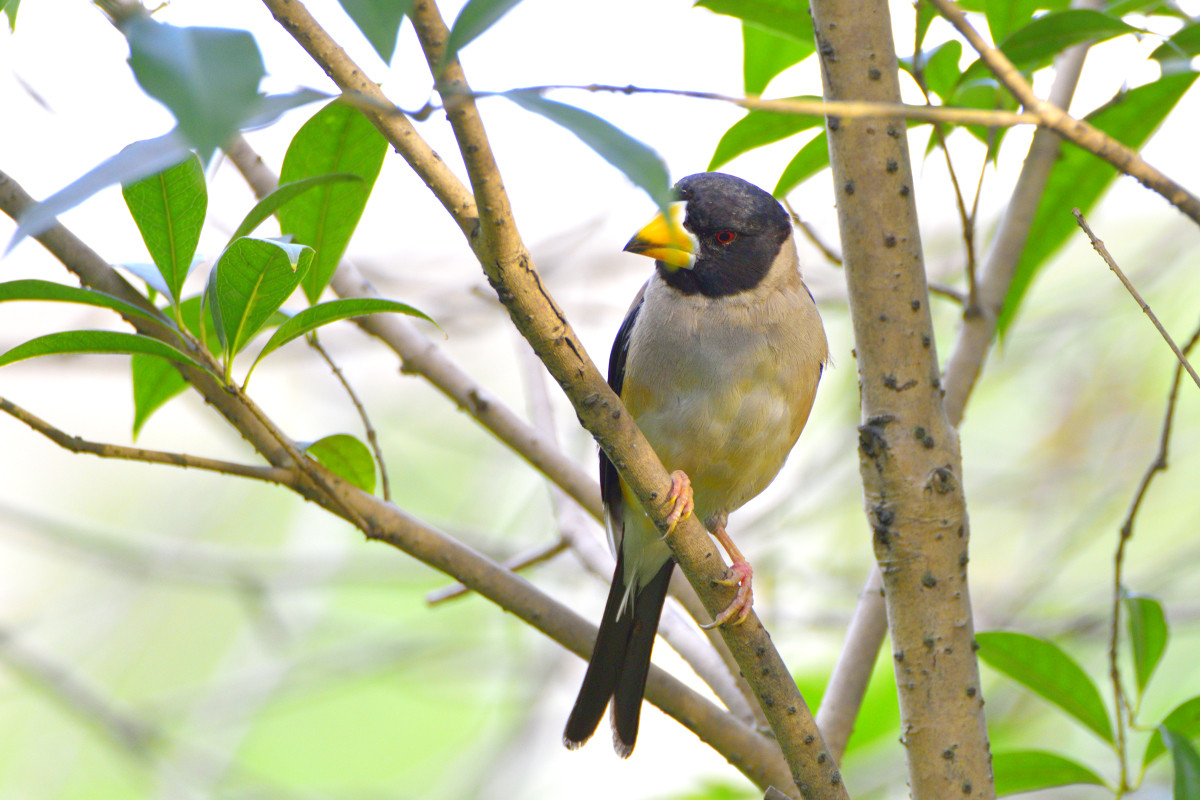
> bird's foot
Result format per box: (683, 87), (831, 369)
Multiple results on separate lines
(702, 559), (754, 628)
(701, 519), (754, 628)
(661, 471), (694, 535)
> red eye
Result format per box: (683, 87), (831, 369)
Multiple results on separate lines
(715, 230), (737, 245)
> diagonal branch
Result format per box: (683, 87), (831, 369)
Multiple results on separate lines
(1074, 210), (1200, 390)
(0, 164), (794, 791)
(222, 133), (604, 522)
(260, 0), (846, 795)
(928, 0), (1200, 225)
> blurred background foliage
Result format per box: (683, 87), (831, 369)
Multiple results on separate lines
(1, 0), (1200, 798)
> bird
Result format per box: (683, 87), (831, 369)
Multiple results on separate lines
(563, 172), (829, 757)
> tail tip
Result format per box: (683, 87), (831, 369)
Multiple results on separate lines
(612, 729), (636, 759)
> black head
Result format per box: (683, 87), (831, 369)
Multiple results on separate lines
(667, 172), (792, 297)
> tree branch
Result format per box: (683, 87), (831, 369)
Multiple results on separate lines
(1106, 320), (1200, 792)
(1074, 210), (1200, 390)
(817, 9), (1099, 761)
(809, 1), (994, 796)
(0, 395), (298, 486)
(941, 0), (1099, 422)
(428, 83), (1039, 128)
(928, 0), (1200, 226)
(223, 133), (605, 524)
(259, 0), (847, 794)
(1, 168), (794, 789)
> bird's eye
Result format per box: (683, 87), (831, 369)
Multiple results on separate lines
(714, 230), (737, 245)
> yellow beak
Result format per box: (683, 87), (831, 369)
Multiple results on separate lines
(622, 203), (696, 270)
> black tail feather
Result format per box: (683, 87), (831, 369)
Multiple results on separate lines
(611, 559), (673, 757)
(563, 553), (674, 757)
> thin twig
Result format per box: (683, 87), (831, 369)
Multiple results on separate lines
(426, 539), (567, 603)
(929, 282), (967, 304)
(0, 395), (295, 485)
(782, 198), (842, 265)
(411, 83), (1041, 128)
(307, 332), (392, 501)
(1074, 209), (1200, 390)
(1107, 320), (1200, 794)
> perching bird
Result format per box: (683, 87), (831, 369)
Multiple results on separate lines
(563, 172), (829, 756)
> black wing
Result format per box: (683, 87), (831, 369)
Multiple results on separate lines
(600, 282), (647, 546)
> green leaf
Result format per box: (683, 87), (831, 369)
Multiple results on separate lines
(916, 0), (938, 50)
(773, 131), (829, 197)
(278, 100), (388, 303)
(1145, 696), (1200, 767)
(977, 631), (1114, 743)
(203, 266), (225, 351)
(212, 237), (313, 359)
(176, 295), (222, 354)
(337, 0), (412, 63)
(992, 750), (1106, 797)
(1161, 727), (1200, 800)
(999, 9), (1137, 70)
(131, 353), (188, 438)
(1106, 0), (1183, 16)
(696, 0), (812, 42)
(304, 434), (376, 493)
(231, 172), (364, 245)
(441, 0), (523, 69)
(919, 41), (964, 103)
(998, 71), (1197, 333)
(1151, 21), (1200, 74)
(121, 153), (207, 306)
(129, 297), (218, 436)
(0, 279), (165, 327)
(2, 0), (20, 30)
(124, 17), (265, 159)
(708, 98), (824, 171)
(958, 8), (1138, 88)
(985, 0), (1039, 44)
(0, 330), (207, 372)
(743, 22), (815, 96)
(504, 91), (674, 216)
(1125, 592), (1168, 695)
(245, 297), (434, 385)
(951, 78), (1014, 146)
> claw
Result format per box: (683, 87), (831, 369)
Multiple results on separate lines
(702, 559), (754, 628)
(661, 471), (694, 535)
(701, 516), (755, 628)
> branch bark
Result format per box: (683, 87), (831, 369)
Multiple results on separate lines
(808, 0), (993, 796)
(817, 1), (1099, 760)
(222, 135), (605, 521)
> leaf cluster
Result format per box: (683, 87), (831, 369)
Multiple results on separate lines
(1, 99), (433, 494)
(979, 593), (1200, 797)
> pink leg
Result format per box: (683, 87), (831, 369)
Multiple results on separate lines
(661, 471), (694, 534)
(703, 516), (754, 628)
